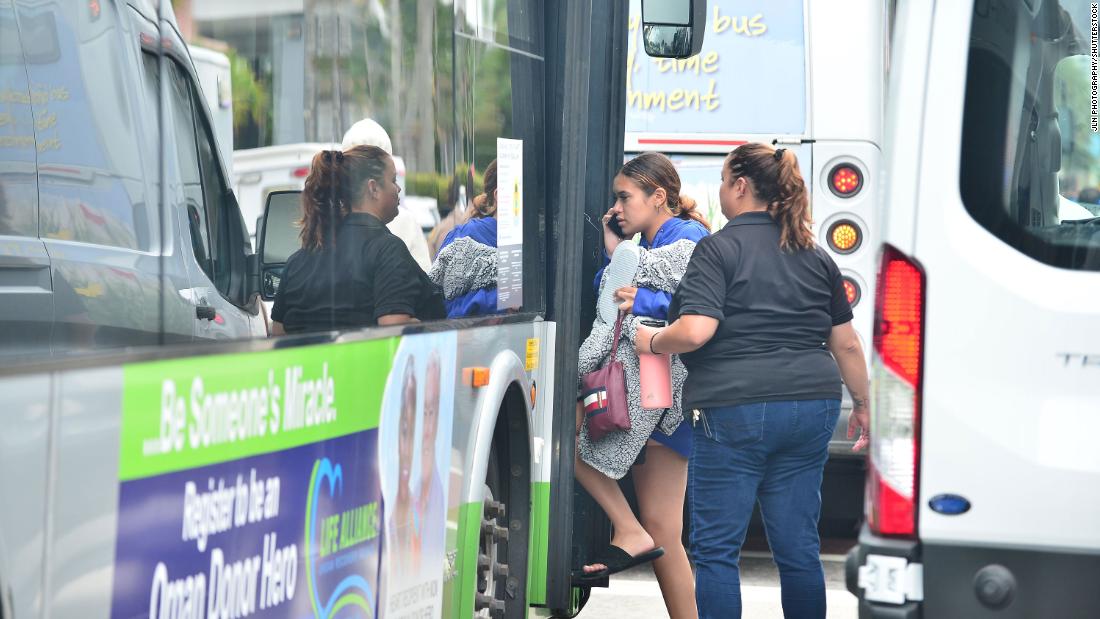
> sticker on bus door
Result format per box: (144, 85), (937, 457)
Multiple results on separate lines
(496, 137), (524, 311)
(111, 340), (394, 619)
(378, 332), (458, 618)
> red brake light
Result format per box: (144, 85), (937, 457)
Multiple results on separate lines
(829, 163), (863, 197)
(867, 245), (925, 538)
(842, 276), (861, 307)
(875, 252), (924, 386)
(292, 166), (310, 178)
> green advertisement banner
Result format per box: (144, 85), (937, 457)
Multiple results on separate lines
(120, 338), (398, 481)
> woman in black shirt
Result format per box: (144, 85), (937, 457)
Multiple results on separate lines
(634, 144), (871, 619)
(271, 146), (444, 334)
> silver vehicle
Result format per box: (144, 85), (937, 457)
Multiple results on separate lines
(0, 0), (265, 361)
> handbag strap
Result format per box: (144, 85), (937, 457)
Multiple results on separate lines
(610, 311), (625, 350)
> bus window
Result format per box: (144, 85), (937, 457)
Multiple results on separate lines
(960, 0), (1100, 270)
(456, 0), (544, 56)
(192, 0), (547, 329)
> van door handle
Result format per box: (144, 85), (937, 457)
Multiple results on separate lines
(196, 305), (216, 321)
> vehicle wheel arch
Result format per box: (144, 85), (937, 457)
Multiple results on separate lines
(462, 349), (533, 617)
(461, 349), (532, 508)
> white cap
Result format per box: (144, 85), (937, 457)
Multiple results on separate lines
(341, 118), (393, 155)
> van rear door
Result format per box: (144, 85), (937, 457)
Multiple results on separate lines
(917, 0), (1100, 571)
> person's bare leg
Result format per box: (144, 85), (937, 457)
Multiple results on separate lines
(575, 403), (654, 573)
(634, 441), (697, 619)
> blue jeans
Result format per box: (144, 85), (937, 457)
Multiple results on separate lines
(689, 399), (840, 619)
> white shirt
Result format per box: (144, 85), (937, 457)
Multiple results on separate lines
(387, 208), (432, 272)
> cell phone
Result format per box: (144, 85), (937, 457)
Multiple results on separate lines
(606, 214), (627, 239)
(640, 320), (666, 328)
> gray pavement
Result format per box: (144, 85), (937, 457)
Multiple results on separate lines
(578, 552), (857, 618)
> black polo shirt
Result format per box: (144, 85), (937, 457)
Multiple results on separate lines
(670, 211), (854, 410)
(271, 213), (445, 333)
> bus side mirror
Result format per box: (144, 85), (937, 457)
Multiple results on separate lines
(641, 0), (706, 58)
(257, 190), (302, 302)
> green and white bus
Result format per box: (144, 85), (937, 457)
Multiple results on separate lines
(0, 0), (703, 618)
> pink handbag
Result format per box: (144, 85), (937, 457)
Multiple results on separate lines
(580, 312), (631, 440)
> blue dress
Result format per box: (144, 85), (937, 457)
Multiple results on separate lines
(594, 217), (709, 458)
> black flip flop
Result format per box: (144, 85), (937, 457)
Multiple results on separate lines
(592, 545), (665, 577)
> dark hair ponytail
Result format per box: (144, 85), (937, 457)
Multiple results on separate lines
(470, 160), (498, 219)
(299, 145), (390, 251)
(725, 143), (813, 251)
(619, 151), (711, 231)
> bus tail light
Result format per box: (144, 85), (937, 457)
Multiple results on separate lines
(868, 245), (925, 538)
(842, 276), (861, 307)
(829, 163), (863, 197)
(828, 220), (862, 254)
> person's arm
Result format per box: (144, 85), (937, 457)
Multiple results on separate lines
(378, 314), (418, 326)
(444, 287), (497, 319)
(628, 287), (671, 320)
(634, 315), (718, 354)
(828, 321), (870, 452)
(270, 321), (286, 336)
(634, 236), (727, 354)
(624, 226), (708, 318)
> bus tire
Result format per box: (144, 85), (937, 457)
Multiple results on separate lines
(475, 393), (530, 619)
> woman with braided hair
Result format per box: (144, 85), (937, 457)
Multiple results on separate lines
(634, 143), (871, 618)
(270, 145), (445, 334)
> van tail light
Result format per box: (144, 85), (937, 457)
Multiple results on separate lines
(868, 244), (925, 538)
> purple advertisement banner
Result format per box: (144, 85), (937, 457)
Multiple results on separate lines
(110, 431), (383, 619)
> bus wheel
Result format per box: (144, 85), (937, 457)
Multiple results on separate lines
(476, 397), (530, 619)
(476, 449), (508, 618)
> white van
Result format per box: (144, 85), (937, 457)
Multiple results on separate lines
(847, 0), (1100, 616)
(232, 142), (333, 238)
(0, 0), (266, 360)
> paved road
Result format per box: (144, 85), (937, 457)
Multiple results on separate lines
(577, 551), (857, 618)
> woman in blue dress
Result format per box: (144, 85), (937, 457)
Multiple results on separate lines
(429, 161), (502, 318)
(576, 152), (709, 619)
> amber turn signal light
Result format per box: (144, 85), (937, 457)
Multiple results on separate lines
(828, 221), (862, 254)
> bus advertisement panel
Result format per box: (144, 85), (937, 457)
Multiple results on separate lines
(111, 339), (396, 619)
(108, 333), (462, 619)
(625, 0), (807, 142)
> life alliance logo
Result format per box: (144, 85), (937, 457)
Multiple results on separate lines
(305, 458), (381, 618)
